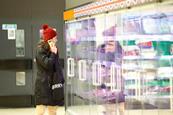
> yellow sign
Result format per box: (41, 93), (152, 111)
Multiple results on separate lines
(64, 10), (74, 21)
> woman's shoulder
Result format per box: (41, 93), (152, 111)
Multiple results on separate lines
(35, 44), (49, 58)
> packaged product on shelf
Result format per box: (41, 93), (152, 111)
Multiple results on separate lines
(103, 14), (116, 37)
(158, 58), (173, 67)
(167, 14), (173, 34)
(122, 13), (142, 34)
(102, 26), (116, 36)
(136, 40), (157, 57)
(76, 18), (96, 40)
(170, 44), (173, 55)
(141, 13), (170, 34)
(144, 78), (170, 96)
(157, 41), (173, 56)
(66, 22), (80, 44)
(122, 40), (139, 57)
(123, 45), (140, 57)
(143, 71), (156, 80)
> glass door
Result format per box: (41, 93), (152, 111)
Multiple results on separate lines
(65, 1), (173, 115)
(66, 20), (84, 114)
(120, 1), (173, 115)
(66, 18), (97, 115)
(119, 8), (144, 115)
(94, 13), (125, 115)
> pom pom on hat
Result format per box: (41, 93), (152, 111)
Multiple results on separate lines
(42, 24), (49, 30)
(42, 24), (57, 42)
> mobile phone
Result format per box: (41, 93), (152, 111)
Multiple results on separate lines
(48, 40), (55, 47)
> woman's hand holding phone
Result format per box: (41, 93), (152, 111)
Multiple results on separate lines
(48, 40), (57, 54)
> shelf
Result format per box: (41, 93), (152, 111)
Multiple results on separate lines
(123, 76), (172, 80)
(157, 74), (173, 78)
(126, 95), (171, 99)
(123, 75), (139, 80)
(123, 55), (173, 60)
(123, 56), (158, 60)
(160, 55), (173, 59)
(123, 56), (140, 60)
(122, 67), (157, 71)
(122, 66), (140, 70)
(125, 96), (138, 99)
(141, 95), (171, 99)
(125, 85), (137, 89)
(69, 35), (173, 42)
(116, 34), (173, 41)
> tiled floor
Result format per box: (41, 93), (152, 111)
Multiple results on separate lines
(0, 107), (65, 115)
(66, 105), (173, 115)
(0, 106), (173, 115)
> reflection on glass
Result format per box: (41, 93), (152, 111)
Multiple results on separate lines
(16, 30), (25, 57)
(65, 1), (173, 115)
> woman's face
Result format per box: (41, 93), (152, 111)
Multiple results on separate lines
(48, 36), (57, 47)
(52, 36), (58, 43)
(105, 41), (116, 53)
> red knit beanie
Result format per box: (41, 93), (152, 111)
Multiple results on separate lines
(42, 24), (57, 42)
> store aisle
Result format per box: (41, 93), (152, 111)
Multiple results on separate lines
(0, 107), (65, 115)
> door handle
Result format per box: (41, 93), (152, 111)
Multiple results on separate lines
(67, 58), (75, 77)
(78, 60), (87, 81)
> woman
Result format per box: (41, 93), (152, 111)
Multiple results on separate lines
(35, 24), (64, 115)
(97, 40), (125, 115)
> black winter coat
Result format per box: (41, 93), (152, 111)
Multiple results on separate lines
(35, 41), (64, 106)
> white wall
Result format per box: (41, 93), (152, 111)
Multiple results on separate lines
(66, 0), (95, 9)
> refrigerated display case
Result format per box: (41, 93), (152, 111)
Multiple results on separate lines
(65, 0), (173, 115)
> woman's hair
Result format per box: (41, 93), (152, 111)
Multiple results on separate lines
(37, 39), (50, 51)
